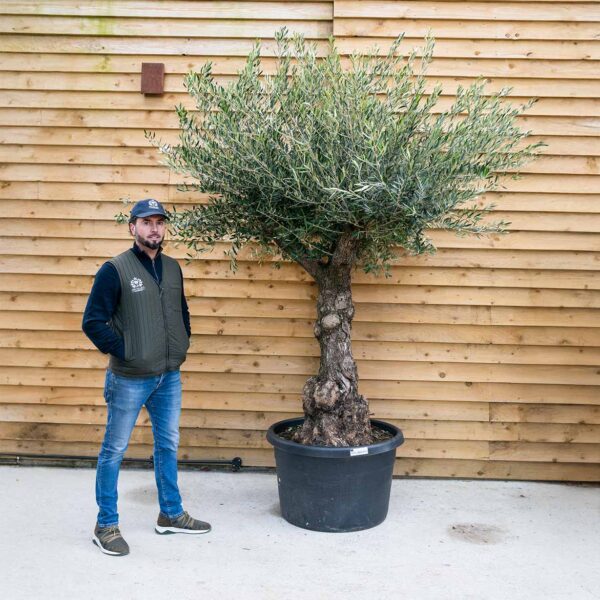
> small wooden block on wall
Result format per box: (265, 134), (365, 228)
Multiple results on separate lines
(141, 62), (165, 95)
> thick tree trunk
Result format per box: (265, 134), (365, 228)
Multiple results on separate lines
(294, 238), (372, 446)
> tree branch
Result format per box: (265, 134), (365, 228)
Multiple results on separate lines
(272, 237), (321, 279)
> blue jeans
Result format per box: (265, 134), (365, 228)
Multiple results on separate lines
(96, 369), (184, 527)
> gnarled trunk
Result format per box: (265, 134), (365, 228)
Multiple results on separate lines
(295, 242), (372, 446)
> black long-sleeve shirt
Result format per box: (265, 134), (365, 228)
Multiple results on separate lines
(82, 243), (191, 360)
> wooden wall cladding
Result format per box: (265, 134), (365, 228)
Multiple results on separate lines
(0, 0), (598, 480)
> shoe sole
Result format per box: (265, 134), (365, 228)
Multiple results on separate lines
(92, 536), (129, 556)
(155, 525), (211, 535)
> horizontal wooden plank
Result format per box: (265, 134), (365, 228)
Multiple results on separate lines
(1, 108), (596, 137)
(489, 441), (600, 463)
(1, 330), (600, 366)
(198, 317), (600, 347)
(0, 388), (495, 422)
(0, 163), (175, 184)
(0, 385), (298, 411)
(0, 0), (581, 14)
(3, 89), (600, 117)
(1, 226), (600, 258)
(3, 228), (600, 254)
(0, 34), (328, 59)
(0, 1), (332, 18)
(2, 167), (597, 194)
(0, 433), (568, 464)
(187, 298), (600, 327)
(394, 458), (600, 480)
(6, 15), (595, 43)
(2, 53), (600, 80)
(2, 128), (599, 160)
(0, 403), (487, 434)
(0, 391), (590, 432)
(1, 428), (597, 479)
(9, 188), (600, 230)
(193, 337), (600, 366)
(16, 186), (595, 221)
(2, 15), (332, 38)
(1, 437), (597, 480)
(1, 366), (598, 403)
(2, 285), (600, 326)
(0, 347), (598, 385)
(2, 34), (598, 61)
(335, 37), (600, 61)
(334, 1), (600, 21)
(0, 437), (276, 466)
(0, 180), (199, 201)
(0, 107), (183, 128)
(0, 311), (84, 330)
(0, 417), (487, 459)
(4, 205), (600, 234)
(1, 316), (599, 353)
(0, 34), (316, 56)
(6, 252), (600, 293)
(2, 293), (599, 327)
(3, 133), (598, 164)
(0, 403), (292, 429)
(0, 252), (596, 298)
(3, 278), (600, 309)
(181, 282), (600, 308)
(0, 422), (270, 448)
(0, 144), (160, 166)
(490, 403), (600, 424)
(0, 365), (600, 405)
(471, 193), (600, 213)
(4, 71), (600, 99)
(390, 421), (600, 444)
(3, 241), (600, 271)
(3, 308), (600, 346)
(0, 126), (178, 147)
(1, 418), (597, 445)
(432, 231), (600, 250)
(3, 297), (600, 348)
(5, 385), (591, 427)
(7, 209), (600, 252)
(335, 18), (600, 41)
(3, 145), (600, 177)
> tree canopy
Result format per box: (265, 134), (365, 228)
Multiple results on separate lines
(149, 28), (543, 277)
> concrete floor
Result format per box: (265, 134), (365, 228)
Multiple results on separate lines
(0, 466), (598, 600)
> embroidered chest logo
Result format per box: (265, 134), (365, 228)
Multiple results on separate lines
(148, 199), (159, 209)
(130, 277), (145, 293)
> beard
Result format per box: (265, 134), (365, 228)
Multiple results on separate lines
(135, 232), (164, 251)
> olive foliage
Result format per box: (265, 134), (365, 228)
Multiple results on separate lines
(148, 29), (543, 276)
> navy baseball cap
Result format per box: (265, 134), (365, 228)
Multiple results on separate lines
(129, 198), (169, 222)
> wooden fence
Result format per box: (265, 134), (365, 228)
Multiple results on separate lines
(0, 0), (598, 480)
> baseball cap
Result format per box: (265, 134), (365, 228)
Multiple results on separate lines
(129, 198), (169, 222)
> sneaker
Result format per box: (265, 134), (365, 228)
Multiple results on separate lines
(92, 524), (130, 556)
(155, 511), (211, 535)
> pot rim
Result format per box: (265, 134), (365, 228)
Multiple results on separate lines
(266, 417), (404, 458)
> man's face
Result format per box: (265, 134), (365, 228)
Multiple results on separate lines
(129, 215), (167, 251)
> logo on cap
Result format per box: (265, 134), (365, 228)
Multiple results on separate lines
(148, 199), (159, 209)
(130, 277), (145, 293)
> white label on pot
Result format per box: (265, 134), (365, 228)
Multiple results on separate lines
(350, 447), (369, 457)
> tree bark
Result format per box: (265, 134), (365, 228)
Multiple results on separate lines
(294, 235), (372, 446)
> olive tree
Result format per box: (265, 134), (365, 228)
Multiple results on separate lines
(148, 29), (543, 447)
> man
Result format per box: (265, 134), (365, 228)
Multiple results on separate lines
(82, 198), (210, 557)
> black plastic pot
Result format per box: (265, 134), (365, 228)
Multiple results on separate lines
(266, 417), (404, 532)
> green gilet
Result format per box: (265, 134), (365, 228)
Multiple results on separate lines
(107, 249), (190, 377)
